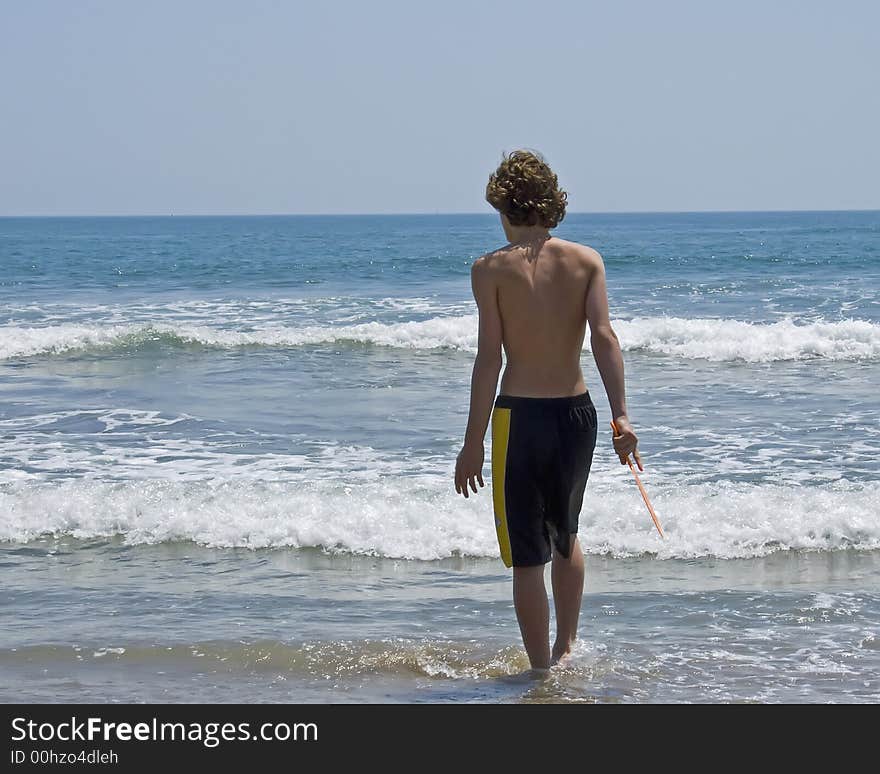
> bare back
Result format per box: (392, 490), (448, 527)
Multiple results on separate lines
(482, 237), (595, 398)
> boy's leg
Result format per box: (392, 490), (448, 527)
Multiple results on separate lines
(550, 535), (584, 664)
(512, 565), (551, 670)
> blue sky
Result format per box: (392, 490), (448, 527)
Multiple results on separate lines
(2, 0), (878, 215)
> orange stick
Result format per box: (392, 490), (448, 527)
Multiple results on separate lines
(610, 421), (665, 538)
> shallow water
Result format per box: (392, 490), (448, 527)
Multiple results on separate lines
(2, 542), (878, 703)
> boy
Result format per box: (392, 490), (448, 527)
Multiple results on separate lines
(453, 149), (641, 670)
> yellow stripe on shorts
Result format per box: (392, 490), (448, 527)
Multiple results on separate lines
(491, 407), (513, 568)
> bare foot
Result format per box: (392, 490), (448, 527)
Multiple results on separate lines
(551, 643), (574, 667)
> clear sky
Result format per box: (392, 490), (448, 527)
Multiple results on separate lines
(2, 0), (878, 215)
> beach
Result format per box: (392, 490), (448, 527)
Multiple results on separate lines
(1, 211), (878, 703)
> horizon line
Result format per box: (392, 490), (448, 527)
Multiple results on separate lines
(1, 207), (878, 219)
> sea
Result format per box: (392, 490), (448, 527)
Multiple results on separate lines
(1, 211), (878, 703)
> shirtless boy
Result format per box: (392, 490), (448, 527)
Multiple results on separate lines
(453, 149), (641, 670)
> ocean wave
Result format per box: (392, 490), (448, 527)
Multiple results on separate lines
(614, 317), (880, 362)
(0, 318), (476, 359)
(1, 477), (878, 560)
(0, 640), (528, 680)
(1, 316), (879, 362)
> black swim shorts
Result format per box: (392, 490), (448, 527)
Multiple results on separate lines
(490, 392), (598, 568)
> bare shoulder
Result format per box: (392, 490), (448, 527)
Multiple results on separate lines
(470, 252), (495, 277)
(551, 238), (604, 273)
(559, 238), (603, 262)
(471, 246), (508, 275)
(469, 253), (499, 298)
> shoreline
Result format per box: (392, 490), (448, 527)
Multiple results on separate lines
(4, 537), (879, 592)
(3, 541), (877, 703)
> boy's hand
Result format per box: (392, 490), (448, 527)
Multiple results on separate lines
(454, 441), (485, 498)
(611, 415), (643, 471)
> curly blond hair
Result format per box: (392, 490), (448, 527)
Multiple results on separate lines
(485, 149), (568, 228)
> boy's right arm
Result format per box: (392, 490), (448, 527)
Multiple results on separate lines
(584, 249), (642, 470)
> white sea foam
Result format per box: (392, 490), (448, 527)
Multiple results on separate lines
(614, 317), (880, 362)
(0, 318), (477, 359)
(2, 316), (878, 361)
(1, 476), (878, 560)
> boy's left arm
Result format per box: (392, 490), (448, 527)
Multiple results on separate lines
(454, 258), (503, 498)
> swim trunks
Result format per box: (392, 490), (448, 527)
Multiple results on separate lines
(490, 392), (597, 568)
